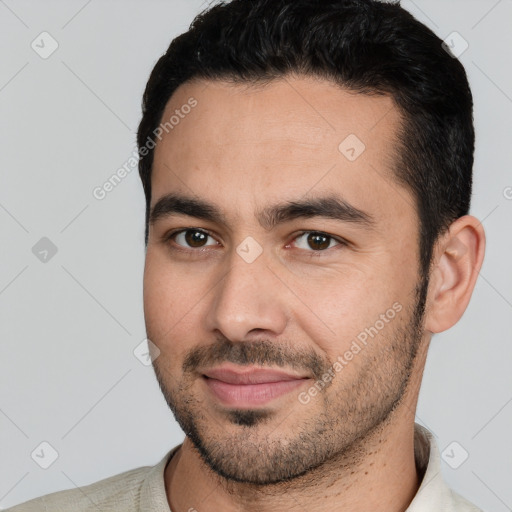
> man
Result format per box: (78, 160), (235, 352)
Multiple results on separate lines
(8, 0), (486, 510)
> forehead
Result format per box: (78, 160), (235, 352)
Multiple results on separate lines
(151, 75), (415, 229)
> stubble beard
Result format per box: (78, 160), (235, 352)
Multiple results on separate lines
(152, 278), (428, 486)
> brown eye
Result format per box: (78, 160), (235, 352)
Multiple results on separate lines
(307, 232), (331, 250)
(171, 229), (217, 249)
(184, 230), (207, 247)
(293, 231), (342, 252)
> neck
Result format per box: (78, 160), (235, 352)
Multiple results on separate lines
(165, 404), (421, 512)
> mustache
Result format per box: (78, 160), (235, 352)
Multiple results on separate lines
(182, 337), (331, 381)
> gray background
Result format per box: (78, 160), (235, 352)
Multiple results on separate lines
(0, 0), (510, 509)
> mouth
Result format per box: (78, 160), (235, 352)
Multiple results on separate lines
(201, 365), (311, 408)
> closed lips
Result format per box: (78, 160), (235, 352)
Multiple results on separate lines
(202, 367), (310, 384)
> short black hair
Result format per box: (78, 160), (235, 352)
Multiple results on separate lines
(137, 0), (474, 277)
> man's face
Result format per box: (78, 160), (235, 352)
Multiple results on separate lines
(144, 76), (427, 484)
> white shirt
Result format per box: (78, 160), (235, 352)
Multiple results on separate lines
(5, 424), (482, 511)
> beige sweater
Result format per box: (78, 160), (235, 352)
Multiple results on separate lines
(5, 425), (482, 511)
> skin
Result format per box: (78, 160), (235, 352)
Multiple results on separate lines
(143, 75), (485, 512)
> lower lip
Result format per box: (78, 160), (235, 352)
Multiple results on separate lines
(203, 377), (308, 407)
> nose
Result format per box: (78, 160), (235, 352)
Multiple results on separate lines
(204, 247), (289, 342)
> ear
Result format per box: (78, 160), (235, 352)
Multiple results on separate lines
(424, 215), (486, 334)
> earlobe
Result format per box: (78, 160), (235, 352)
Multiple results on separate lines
(424, 215), (486, 334)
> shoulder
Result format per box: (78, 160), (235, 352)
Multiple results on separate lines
(4, 465), (151, 512)
(4, 448), (178, 512)
(449, 489), (485, 512)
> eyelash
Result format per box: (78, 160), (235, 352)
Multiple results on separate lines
(162, 228), (347, 257)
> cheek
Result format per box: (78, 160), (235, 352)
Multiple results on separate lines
(143, 251), (206, 353)
(288, 263), (411, 359)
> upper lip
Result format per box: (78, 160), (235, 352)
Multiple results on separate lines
(202, 365), (310, 385)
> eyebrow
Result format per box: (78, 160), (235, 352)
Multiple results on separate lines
(149, 193), (375, 231)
